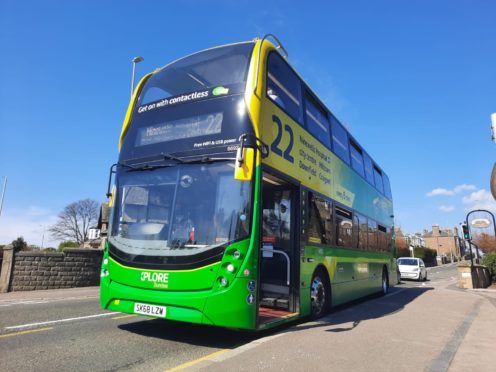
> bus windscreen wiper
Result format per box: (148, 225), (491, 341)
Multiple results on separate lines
(161, 152), (186, 163)
(180, 156), (236, 164)
(117, 161), (175, 172)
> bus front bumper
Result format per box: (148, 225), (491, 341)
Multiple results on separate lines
(101, 277), (257, 329)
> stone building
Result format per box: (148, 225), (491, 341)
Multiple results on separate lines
(422, 224), (461, 259)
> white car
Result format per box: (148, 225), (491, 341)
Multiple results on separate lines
(397, 258), (427, 281)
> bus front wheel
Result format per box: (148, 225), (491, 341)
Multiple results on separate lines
(310, 268), (330, 319)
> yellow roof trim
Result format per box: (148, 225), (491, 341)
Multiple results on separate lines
(118, 72), (154, 151)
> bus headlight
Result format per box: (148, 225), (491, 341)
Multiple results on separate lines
(226, 263), (235, 273)
(219, 277), (228, 287)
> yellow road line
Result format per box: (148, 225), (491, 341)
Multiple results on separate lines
(112, 314), (137, 320)
(0, 327), (53, 339)
(166, 349), (229, 371)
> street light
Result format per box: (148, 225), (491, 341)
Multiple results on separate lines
(131, 56), (144, 98)
(0, 176), (7, 218)
(40, 224), (46, 250)
(465, 209), (496, 265)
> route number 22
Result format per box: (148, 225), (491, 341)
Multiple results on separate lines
(271, 115), (294, 163)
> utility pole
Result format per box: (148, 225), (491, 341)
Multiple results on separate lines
(490, 113), (496, 199)
(0, 176), (7, 218)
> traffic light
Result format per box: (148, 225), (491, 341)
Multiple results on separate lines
(461, 224), (470, 240)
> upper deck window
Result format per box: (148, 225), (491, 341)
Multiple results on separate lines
(266, 52), (303, 123)
(373, 165), (384, 194)
(383, 173), (393, 200)
(305, 93), (331, 147)
(138, 42), (255, 105)
(349, 140), (365, 177)
(331, 116), (350, 164)
(363, 153), (375, 186)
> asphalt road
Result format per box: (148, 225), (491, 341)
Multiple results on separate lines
(0, 264), (461, 372)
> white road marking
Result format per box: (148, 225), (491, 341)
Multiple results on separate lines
(0, 300), (48, 307)
(0, 295), (98, 307)
(5, 312), (120, 330)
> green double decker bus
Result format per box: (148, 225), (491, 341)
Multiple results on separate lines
(100, 35), (396, 330)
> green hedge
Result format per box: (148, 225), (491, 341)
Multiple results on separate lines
(58, 241), (80, 251)
(482, 253), (496, 282)
(397, 247), (437, 266)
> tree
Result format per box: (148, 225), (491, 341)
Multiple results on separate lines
(49, 199), (99, 245)
(473, 233), (496, 254)
(12, 236), (28, 252)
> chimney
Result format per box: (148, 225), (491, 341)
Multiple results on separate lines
(432, 224), (440, 236)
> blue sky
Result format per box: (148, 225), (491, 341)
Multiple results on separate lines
(1, 0), (495, 246)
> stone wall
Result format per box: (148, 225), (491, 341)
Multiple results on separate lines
(7, 248), (102, 291)
(457, 262), (492, 289)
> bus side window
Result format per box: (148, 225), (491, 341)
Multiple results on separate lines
(386, 227), (393, 253)
(308, 195), (333, 245)
(331, 116), (350, 165)
(305, 93), (331, 147)
(355, 213), (368, 250)
(363, 152), (375, 186)
(335, 206), (353, 248)
(383, 173), (393, 200)
(266, 52), (303, 123)
(350, 140), (365, 178)
(368, 220), (378, 251)
(373, 165), (384, 194)
(378, 224), (388, 252)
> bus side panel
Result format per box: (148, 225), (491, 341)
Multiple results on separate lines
(301, 246), (390, 308)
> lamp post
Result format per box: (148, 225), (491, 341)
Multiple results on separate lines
(0, 176), (7, 218)
(40, 224), (46, 250)
(131, 56), (144, 98)
(465, 209), (496, 265)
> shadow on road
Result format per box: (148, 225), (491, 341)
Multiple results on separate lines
(117, 287), (432, 347)
(290, 286), (434, 334)
(118, 317), (264, 348)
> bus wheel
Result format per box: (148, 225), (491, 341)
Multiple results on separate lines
(310, 269), (329, 319)
(381, 267), (389, 295)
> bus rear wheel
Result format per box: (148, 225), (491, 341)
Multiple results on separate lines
(310, 269), (330, 319)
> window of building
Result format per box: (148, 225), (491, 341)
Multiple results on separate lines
(305, 93), (331, 147)
(331, 116), (350, 164)
(363, 153), (375, 186)
(373, 165), (384, 194)
(335, 205), (353, 247)
(308, 195), (333, 245)
(266, 53), (303, 123)
(368, 219), (378, 251)
(350, 140), (365, 177)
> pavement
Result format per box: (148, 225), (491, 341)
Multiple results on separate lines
(0, 286), (99, 304)
(0, 268), (495, 372)
(188, 265), (496, 372)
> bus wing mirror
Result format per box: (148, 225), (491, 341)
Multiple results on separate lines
(234, 147), (255, 181)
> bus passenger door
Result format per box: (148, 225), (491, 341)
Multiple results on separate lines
(258, 172), (299, 326)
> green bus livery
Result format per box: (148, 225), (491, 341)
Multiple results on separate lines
(100, 35), (397, 330)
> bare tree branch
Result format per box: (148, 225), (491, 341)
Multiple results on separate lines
(49, 199), (99, 244)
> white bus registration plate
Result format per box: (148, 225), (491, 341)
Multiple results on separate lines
(134, 303), (166, 318)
